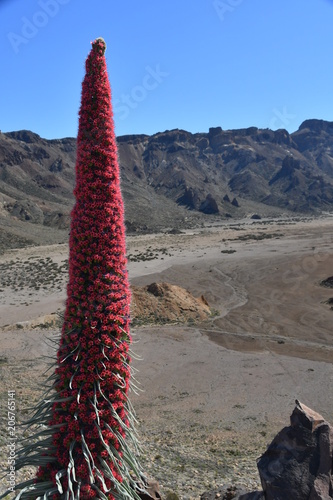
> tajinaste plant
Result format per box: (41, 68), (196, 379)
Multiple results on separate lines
(5, 38), (144, 500)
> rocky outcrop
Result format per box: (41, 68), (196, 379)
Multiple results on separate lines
(177, 186), (200, 210)
(273, 128), (291, 145)
(131, 282), (211, 325)
(6, 200), (44, 224)
(49, 158), (63, 172)
(199, 193), (219, 214)
(43, 211), (69, 229)
(208, 127), (234, 152)
(257, 401), (333, 499)
(201, 402), (333, 500)
(197, 137), (209, 150)
(292, 119), (333, 152)
(269, 155), (301, 185)
(320, 276), (333, 288)
(299, 119), (333, 134)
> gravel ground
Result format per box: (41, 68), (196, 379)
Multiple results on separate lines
(1, 216), (333, 498)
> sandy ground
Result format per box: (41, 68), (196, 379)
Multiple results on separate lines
(0, 215), (333, 498)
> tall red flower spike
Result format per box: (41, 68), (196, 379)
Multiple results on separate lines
(8, 38), (144, 500)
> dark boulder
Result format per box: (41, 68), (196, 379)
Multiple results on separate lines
(257, 400), (333, 499)
(326, 297), (333, 310)
(147, 282), (165, 297)
(199, 193), (219, 214)
(177, 186), (200, 210)
(320, 276), (333, 289)
(167, 228), (184, 235)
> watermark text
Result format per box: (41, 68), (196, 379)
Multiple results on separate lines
(7, 390), (16, 493)
(7, 0), (71, 54)
(114, 64), (169, 121)
(213, 0), (244, 22)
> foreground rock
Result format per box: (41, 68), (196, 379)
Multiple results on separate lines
(201, 402), (333, 500)
(320, 276), (333, 288)
(257, 400), (333, 499)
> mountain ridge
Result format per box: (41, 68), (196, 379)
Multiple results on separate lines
(0, 118), (333, 250)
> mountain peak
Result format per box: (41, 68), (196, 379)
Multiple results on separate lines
(298, 119), (333, 134)
(4, 130), (42, 143)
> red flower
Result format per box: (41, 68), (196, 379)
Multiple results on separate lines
(30, 38), (140, 499)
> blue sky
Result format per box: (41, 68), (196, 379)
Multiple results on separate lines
(0, 0), (332, 139)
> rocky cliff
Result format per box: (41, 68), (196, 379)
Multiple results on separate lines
(0, 119), (333, 249)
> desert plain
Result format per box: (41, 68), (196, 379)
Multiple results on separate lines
(0, 214), (333, 499)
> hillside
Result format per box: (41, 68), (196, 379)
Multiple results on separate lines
(0, 119), (333, 251)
